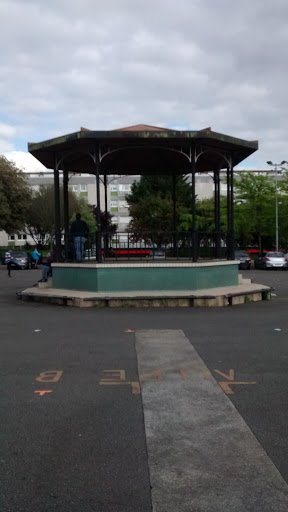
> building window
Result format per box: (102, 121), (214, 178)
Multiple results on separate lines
(119, 184), (131, 192)
(110, 201), (118, 208)
(72, 184), (79, 192)
(118, 216), (130, 224)
(8, 235), (15, 240)
(80, 184), (87, 192)
(110, 184), (118, 191)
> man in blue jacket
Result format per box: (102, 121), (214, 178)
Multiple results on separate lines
(70, 213), (89, 262)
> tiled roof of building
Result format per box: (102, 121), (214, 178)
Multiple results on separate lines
(113, 124), (172, 132)
(80, 124), (172, 132)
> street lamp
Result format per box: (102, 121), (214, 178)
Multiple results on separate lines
(267, 161), (288, 251)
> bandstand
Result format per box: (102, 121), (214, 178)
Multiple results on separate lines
(28, 124), (258, 296)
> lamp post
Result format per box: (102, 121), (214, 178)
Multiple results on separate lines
(267, 160), (288, 251)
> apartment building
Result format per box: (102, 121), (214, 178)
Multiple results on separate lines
(0, 171), (232, 247)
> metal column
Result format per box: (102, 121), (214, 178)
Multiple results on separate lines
(172, 173), (177, 256)
(230, 162), (235, 260)
(104, 174), (109, 256)
(214, 166), (221, 258)
(226, 165), (231, 259)
(226, 162), (234, 260)
(63, 168), (69, 261)
(53, 154), (62, 262)
(95, 150), (102, 263)
(191, 146), (197, 262)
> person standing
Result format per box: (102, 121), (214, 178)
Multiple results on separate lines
(32, 248), (41, 269)
(70, 213), (89, 262)
(5, 249), (12, 277)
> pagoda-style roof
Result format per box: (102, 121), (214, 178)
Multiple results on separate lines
(28, 124), (258, 175)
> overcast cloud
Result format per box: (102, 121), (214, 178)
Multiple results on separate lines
(1, 0), (288, 170)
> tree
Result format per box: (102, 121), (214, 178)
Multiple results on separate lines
(26, 185), (94, 245)
(71, 196), (97, 233)
(91, 208), (117, 235)
(0, 156), (32, 233)
(126, 175), (192, 243)
(178, 196), (227, 232)
(233, 173), (275, 252)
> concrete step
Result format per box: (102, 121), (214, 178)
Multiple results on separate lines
(38, 277), (53, 289)
(239, 274), (252, 285)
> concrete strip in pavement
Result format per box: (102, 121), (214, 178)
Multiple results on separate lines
(135, 329), (288, 511)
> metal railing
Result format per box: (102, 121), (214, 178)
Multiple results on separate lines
(64, 231), (228, 262)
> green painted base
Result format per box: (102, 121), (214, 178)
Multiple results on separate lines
(52, 262), (239, 293)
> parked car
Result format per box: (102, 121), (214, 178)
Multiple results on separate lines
(235, 250), (251, 270)
(150, 249), (166, 260)
(10, 251), (33, 269)
(254, 252), (288, 270)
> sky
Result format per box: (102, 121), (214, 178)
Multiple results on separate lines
(1, 0), (288, 172)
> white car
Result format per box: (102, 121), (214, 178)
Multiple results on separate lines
(254, 252), (288, 270)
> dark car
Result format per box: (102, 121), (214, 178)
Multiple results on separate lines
(255, 252), (288, 270)
(235, 250), (251, 270)
(149, 248), (166, 260)
(10, 251), (33, 269)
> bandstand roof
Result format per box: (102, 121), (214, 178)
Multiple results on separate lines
(28, 124), (258, 175)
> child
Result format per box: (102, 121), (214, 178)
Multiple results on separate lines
(32, 248), (41, 269)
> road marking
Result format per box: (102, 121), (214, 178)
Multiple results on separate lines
(142, 369), (163, 382)
(100, 369), (127, 385)
(214, 369), (256, 394)
(99, 370), (141, 395)
(131, 381), (141, 394)
(180, 369), (187, 380)
(219, 381), (257, 395)
(34, 390), (52, 396)
(35, 370), (63, 383)
(214, 369), (235, 381)
(201, 369), (212, 380)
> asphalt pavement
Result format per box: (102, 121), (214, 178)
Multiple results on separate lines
(1, 266), (288, 510)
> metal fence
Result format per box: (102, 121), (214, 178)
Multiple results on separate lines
(65, 231), (228, 262)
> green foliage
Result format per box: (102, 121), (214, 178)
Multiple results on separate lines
(128, 175), (192, 208)
(26, 185), (86, 245)
(178, 213), (193, 231)
(126, 175), (192, 242)
(179, 197), (227, 233)
(233, 172), (275, 252)
(233, 202), (255, 247)
(181, 171), (288, 252)
(70, 196), (97, 233)
(0, 156), (32, 233)
(99, 210), (117, 234)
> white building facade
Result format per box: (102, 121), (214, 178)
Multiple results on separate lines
(0, 169), (258, 247)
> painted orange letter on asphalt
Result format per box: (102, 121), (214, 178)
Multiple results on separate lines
(35, 371), (63, 383)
